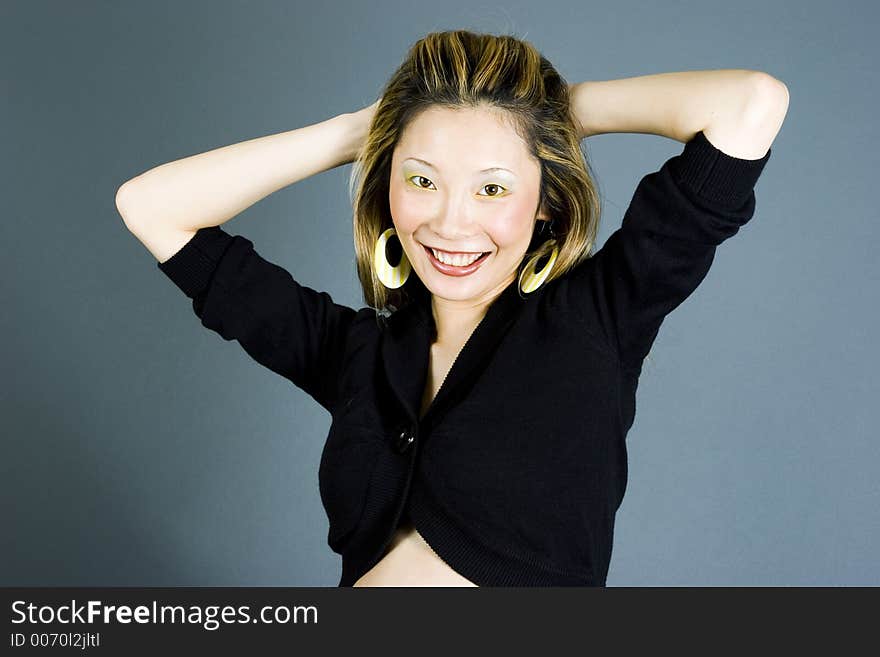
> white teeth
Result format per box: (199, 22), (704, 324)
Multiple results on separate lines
(430, 248), (483, 267)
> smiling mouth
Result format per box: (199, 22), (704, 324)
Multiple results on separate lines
(421, 243), (491, 275)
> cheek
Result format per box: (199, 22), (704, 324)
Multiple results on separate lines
(488, 202), (537, 249)
(388, 185), (420, 234)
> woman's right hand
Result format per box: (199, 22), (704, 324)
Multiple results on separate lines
(344, 98), (381, 162)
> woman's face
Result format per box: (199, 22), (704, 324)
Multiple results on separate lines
(389, 105), (547, 306)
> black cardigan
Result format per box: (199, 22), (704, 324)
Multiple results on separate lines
(157, 130), (771, 586)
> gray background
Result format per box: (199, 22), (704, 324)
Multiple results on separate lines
(2, 0), (876, 586)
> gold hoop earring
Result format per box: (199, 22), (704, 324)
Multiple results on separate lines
(519, 241), (559, 294)
(374, 227), (411, 289)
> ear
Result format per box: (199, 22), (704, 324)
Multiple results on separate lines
(535, 200), (551, 223)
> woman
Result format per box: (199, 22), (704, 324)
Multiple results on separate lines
(116, 30), (788, 586)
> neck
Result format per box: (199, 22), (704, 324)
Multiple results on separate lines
(429, 271), (516, 346)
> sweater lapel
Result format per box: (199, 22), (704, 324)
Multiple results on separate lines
(379, 294), (432, 427)
(381, 279), (526, 430)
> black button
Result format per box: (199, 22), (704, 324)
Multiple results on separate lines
(393, 426), (416, 454)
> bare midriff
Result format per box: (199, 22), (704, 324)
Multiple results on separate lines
(352, 517), (478, 587)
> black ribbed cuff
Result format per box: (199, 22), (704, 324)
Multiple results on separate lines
(671, 130), (772, 209)
(156, 226), (235, 299)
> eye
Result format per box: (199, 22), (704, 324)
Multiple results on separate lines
(408, 174), (436, 190)
(479, 183), (507, 197)
(406, 175), (507, 197)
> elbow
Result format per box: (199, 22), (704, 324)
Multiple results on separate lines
(115, 179), (144, 231)
(742, 72), (790, 128)
(115, 181), (132, 214)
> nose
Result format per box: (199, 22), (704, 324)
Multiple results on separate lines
(427, 190), (477, 243)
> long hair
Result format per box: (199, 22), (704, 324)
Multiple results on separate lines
(349, 29), (602, 317)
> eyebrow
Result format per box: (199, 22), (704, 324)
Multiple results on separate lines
(403, 157), (515, 176)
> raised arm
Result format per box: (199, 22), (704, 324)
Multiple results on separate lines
(115, 103), (377, 263)
(569, 69), (789, 158)
(118, 100), (381, 413)
(550, 69), (787, 371)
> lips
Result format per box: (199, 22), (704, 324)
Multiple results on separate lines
(422, 243), (491, 277)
